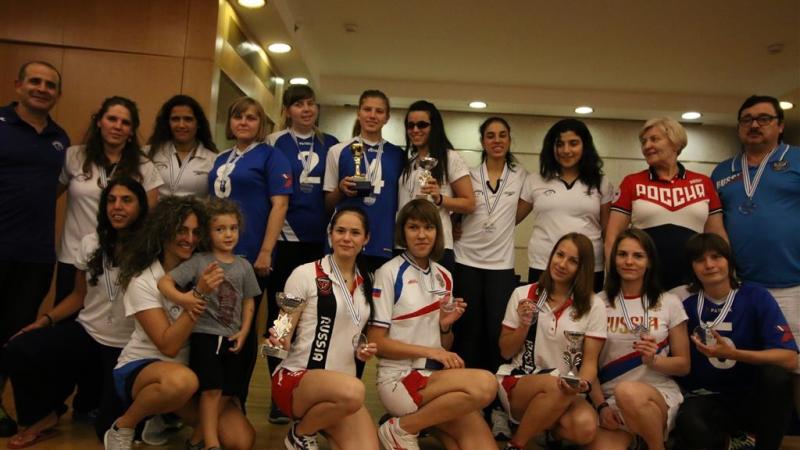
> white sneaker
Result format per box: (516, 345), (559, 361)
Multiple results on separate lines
(378, 417), (420, 450)
(142, 415), (169, 446)
(284, 422), (319, 450)
(491, 408), (512, 441)
(104, 421), (135, 450)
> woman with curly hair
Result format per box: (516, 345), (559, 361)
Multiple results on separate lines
(146, 95), (218, 197)
(105, 196), (254, 450)
(4, 177), (148, 447)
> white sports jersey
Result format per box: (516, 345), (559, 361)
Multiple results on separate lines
(148, 143), (216, 197)
(278, 257), (371, 375)
(397, 149), (470, 250)
(116, 260), (189, 368)
(454, 163), (528, 270)
(74, 233), (134, 348)
(597, 291), (686, 396)
(521, 174), (614, 272)
(59, 145), (163, 264)
(498, 283), (607, 377)
(371, 254), (453, 379)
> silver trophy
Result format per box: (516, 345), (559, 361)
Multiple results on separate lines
(438, 291), (455, 313)
(561, 330), (585, 388)
(260, 292), (306, 359)
(416, 156), (438, 201)
(352, 333), (369, 353)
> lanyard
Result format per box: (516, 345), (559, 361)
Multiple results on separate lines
(219, 142), (257, 193)
(401, 252), (447, 295)
(102, 253), (119, 305)
(290, 130), (315, 177)
(738, 144), (785, 200)
(479, 163), (510, 221)
(697, 288), (737, 329)
(99, 163), (117, 188)
(327, 255), (362, 327)
(617, 294), (649, 333)
(167, 143), (197, 194)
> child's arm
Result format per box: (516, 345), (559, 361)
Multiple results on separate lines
(157, 273), (206, 320)
(229, 297), (255, 353)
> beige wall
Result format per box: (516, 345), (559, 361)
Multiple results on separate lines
(319, 105), (740, 280)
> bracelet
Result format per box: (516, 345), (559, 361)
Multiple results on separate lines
(596, 401), (609, 412)
(435, 194), (444, 206)
(439, 324), (452, 334)
(43, 313), (54, 326)
(192, 287), (204, 299)
(583, 380), (593, 394)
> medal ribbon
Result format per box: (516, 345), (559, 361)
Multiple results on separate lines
(99, 163), (118, 188)
(290, 130), (315, 179)
(327, 255), (362, 327)
(401, 252), (446, 295)
(739, 144), (784, 200)
(617, 294), (649, 333)
(219, 143), (257, 192)
(167, 143), (197, 194)
(357, 137), (384, 189)
(696, 288), (737, 329)
(479, 163), (510, 224)
(102, 253), (119, 304)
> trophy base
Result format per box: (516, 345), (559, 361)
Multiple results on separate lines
(352, 178), (373, 197)
(560, 373), (581, 389)
(260, 343), (287, 359)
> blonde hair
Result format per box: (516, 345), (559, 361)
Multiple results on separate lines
(225, 97), (268, 142)
(639, 117), (688, 154)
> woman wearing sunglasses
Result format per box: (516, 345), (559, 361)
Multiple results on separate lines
(398, 100), (475, 272)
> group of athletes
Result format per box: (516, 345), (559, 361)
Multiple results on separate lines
(1, 60), (799, 450)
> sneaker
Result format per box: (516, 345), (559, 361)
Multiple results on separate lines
(142, 415), (171, 445)
(185, 439), (204, 450)
(728, 432), (756, 450)
(378, 417), (420, 450)
(284, 422), (319, 450)
(491, 408), (512, 441)
(270, 401), (291, 425)
(104, 421), (135, 450)
(505, 443), (524, 450)
(0, 405), (18, 438)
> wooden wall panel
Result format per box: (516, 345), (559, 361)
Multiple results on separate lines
(0, 43), (65, 121)
(0, 0), (65, 45)
(58, 49), (184, 143)
(182, 58), (215, 113)
(186, 0), (219, 60)
(61, 0), (189, 57)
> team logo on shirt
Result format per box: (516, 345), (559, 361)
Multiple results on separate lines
(317, 277), (332, 295)
(772, 160), (789, 172)
(52, 141), (64, 152)
(777, 324), (795, 343)
(634, 182), (707, 209)
(282, 173), (293, 188)
(715, 172), (742, 189)
(544, 189), (556, 196)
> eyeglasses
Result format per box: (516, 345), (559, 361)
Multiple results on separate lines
(738, 115), (778, 127)
(406, 121), (431, 130)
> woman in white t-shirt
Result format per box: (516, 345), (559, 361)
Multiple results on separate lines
(57, 96), (163, 308)
(146, 95), (218, 197)
(588, 228), (690, 450)
(518, 118), (613, 290)
(398, 100), (475, 272)
(453, 117), (528, 373)
(104, 196), (254, 450)
(4, 177), (147, 447)
(497, 232), (607, 450)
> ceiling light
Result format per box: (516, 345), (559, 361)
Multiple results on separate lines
(272, 77), (285, 85)
(780, 101), (794, 110)
(238, 0), (265, 8)
(681, 111), (702, 120)
(469, 101), (487, 109)
(575, 106), (593, 114)
(289, 77), (309, 85)
(267, 43), (292, 54)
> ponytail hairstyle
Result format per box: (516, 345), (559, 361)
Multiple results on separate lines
(351, 89), (390, 137)
(479, 116), (516, 167)
(280, 85), (325, 142)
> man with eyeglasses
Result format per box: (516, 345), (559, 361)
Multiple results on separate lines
(710, 95), (800, 407)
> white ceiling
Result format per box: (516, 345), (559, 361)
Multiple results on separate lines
(232, 0), (800, 126)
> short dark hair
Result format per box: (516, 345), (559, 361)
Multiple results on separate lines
(738, 95), (783, 123)
(394, 199), (445, 261)
(202, 197), (244, 250)
(17, 61), (62, 93)
(685, 233), (739, 293)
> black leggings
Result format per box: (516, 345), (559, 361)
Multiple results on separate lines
(672, 365), (793, 450)
(3, 320), (122, 439)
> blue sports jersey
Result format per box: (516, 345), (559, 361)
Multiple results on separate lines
(208, 143), (292, 263)
(268, 130), (338, 243)
(679, 283), (798, 395)
(325, 138), (404, 259)
(711, 145), (800, 287)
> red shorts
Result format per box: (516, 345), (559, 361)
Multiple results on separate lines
(271, 368), (308, 418)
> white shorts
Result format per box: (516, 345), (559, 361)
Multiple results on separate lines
(496, 370), (560, 423)
(767, 285), (800, 374)
(377, 369), (433, 417)
(607, 384), (683, 434)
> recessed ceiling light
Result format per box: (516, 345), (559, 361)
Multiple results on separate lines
(289, 77), (309, 85)
(272, 77), (285, 85)
(469, 101), (487, 109)
(267, 43), (292, 54)
(681, 111), (702, 120)
(780, 101), (794, 110)
(575, 106), (593, 114)
(238, 0), (265, 8)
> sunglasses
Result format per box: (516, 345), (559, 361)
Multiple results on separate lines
(406, 121), (431, 130)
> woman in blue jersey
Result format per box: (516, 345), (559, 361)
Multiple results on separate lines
(209, 96), (292, 404)
(323, 89), (405, 275)
(674, 233), (797, 450)
(267, 206), (379, 450)
(264, 85), (339, 422)
(398, 100), (474, 272)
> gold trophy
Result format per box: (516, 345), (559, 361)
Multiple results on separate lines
(351, 142), (373, 197)
(260, 292), (306, 359)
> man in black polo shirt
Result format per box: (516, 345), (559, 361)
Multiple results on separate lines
(0, 61), (69, 436)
